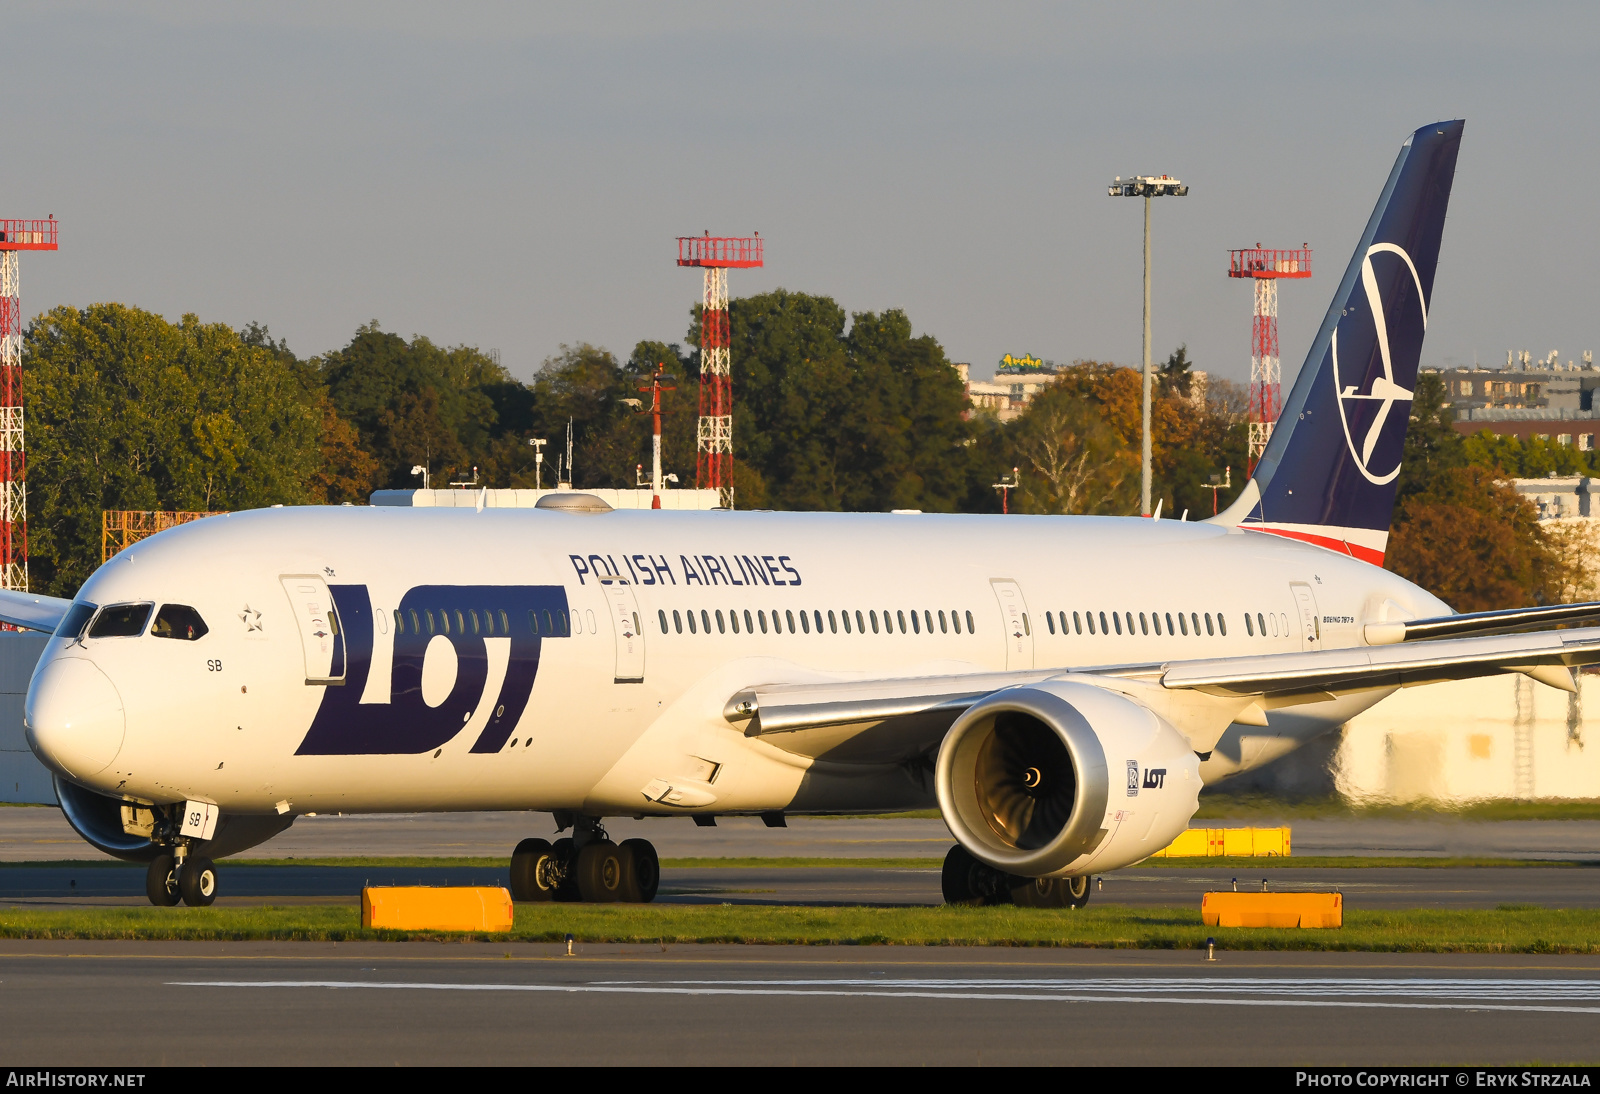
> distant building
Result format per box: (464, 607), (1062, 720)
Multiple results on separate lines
(1429, 350), (1598, 446)
(1509, 476), (1597, 521)
(955, 360), (1208, 421)
(954, 362), (1063, 421)
(371, 487), (722, 510)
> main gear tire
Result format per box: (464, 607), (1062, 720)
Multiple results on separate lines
(941, 845), (983, 905)
(619, 838), (659, 903)
(576, 839), (628, 903)
(1011, 874), (1090, 908)
(510, 838), (558, 902)
(145, 853), (181, 907)
(178, 855), (218, 907)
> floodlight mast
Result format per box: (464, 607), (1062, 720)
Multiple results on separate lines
(1108, 176), (1187, 517)
(635, 369), (677, 509)
(0, 217), (58, 593)
(677, 233), (763, 509)
(1228, 246), (1312, 476)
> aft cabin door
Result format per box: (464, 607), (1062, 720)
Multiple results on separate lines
(990, 579), (1034, 670)
(600, 578), (646, 683)
(1289, 582), (1321, 652)
(280, 575), (346, 683)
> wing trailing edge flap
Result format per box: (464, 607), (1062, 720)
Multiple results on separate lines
(1161, 626), (1600, 704)
(0, 590), (71, 633)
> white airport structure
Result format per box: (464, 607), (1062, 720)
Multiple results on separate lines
(371, 487), (722, 510)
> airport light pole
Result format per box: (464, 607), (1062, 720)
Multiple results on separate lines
(1108, 175), (1188, 516)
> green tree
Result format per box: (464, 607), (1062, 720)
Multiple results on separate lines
(1396, 373), (1467, 502)
(715, 291), (975, 511)
(25, 304), (321, 596)
(319, 323), (504, 488)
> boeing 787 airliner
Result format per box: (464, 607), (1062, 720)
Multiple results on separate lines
(10, 119), (1597, 910)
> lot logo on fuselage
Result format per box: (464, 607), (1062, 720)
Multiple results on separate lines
(1331, 242), (1427, 487)
(294, 584), (570, 755)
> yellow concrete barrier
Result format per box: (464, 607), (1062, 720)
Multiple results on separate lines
(361, 886), (514, 932)
(1201, 891), (1342, 929)
(1149, 826), (1291, 858)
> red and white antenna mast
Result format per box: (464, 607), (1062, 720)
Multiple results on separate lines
(677, 232), (763, 508)
(1228, 245), (1310, 476)
(0, 217), (57, 592)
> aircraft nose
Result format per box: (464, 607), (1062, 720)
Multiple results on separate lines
(25, 657), (126, 780)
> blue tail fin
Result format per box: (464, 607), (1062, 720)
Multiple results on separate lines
(1211, 120), (1464, 563)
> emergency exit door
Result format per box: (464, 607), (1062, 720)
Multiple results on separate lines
(280, 575), (346, 684)
(600, 578), (645, 683)
(1289, 582), (1321, 651)
(990, 579), (1034, 670)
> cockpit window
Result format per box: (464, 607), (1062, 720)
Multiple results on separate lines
(54, 602), (97, 640)
(151, 604), (209, 641)
(88, 603), (153, 638)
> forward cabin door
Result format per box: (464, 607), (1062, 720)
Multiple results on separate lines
(1289, 582), (1321, 652)
(990, 579), (1034, 670)
(600, 577), (645, 683)
(280, 575), (346, 684)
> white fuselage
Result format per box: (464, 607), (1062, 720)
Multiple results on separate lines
(24, 505), (1448, 819)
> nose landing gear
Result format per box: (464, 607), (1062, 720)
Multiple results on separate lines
(509, 820), (659, 903)
(145, 854), (181, 906)
(143, 846), (218, 907)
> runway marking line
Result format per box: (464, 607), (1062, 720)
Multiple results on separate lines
(8, 948), (1600, 973)
(167, 976), (1600, 1015)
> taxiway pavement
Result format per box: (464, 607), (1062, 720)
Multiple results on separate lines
(5, 806), (1600, 862)
(3, 942), (1598, 1065)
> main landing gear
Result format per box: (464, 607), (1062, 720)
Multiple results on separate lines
(510, 820), (659, 904)
(940, 845), (1089, 909)
(145, 849), (218, 907)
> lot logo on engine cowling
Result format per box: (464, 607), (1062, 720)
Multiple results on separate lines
(294, 584), (570, 755)
(1142, 768), (1167, 790)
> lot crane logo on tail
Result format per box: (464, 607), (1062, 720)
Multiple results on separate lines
(1332, 242), (1427, 486)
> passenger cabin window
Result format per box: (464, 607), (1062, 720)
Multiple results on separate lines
(965, 610), (975, 633)
(89, 603), (152, 639)
(151, 604), (209, 641)
(55, 602), (97, 640)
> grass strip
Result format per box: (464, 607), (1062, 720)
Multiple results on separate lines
(4, 904), (1600, 952)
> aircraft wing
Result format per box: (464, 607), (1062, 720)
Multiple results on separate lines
(1364, 600), (1600, 644)
(728, 625), (1600, 761)
(0, 590), (72, 634)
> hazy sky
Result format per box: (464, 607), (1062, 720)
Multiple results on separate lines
(7, 2), (1598, 385)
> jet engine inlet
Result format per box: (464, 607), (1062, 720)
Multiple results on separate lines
(937, 681), (1112, 878)
(973, 713), (1076, 850)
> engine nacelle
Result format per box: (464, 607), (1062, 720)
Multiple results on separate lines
(935, 677), (1200, 878)
(54, 776), (295, 862)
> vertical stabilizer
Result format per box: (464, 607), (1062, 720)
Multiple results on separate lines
(1209, 121), (1464, 564)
